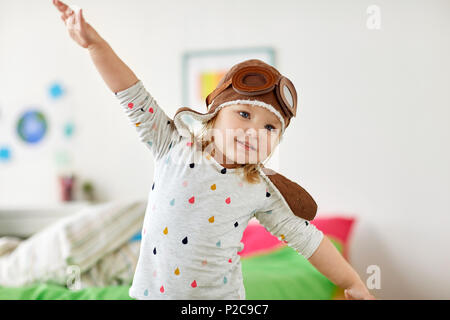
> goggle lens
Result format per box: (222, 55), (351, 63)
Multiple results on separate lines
(232, 66), (276, 96)
(283, 84), (294, 109)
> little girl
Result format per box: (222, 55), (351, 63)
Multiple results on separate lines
(53, 0), (375, 300)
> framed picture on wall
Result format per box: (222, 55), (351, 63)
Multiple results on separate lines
(182, 47), (276, 115)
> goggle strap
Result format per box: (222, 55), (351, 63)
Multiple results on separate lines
(206, 72), (297, 120)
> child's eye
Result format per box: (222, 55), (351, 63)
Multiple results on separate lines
(239, 111), (250, 119)
(239, 111), (276, 132)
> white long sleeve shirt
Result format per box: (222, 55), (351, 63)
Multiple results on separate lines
(115, 80), (324, 300)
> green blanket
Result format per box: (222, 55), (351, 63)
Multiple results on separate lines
(0, 238), (342, 300)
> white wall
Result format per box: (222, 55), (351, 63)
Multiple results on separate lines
(0, 0), (449, 299)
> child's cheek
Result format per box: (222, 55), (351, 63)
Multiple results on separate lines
(258, 136), (273, 159)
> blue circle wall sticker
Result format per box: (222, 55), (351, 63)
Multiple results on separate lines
(49, 82), (65, 100)
(0, 145), (11, 162)
(64, 121), (75, 138)
(17, 109), (48, 144)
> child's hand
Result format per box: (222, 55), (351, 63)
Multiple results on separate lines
(344, 282), (376, 300)
(52, 0), (102, 49)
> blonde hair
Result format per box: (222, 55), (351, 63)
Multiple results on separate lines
(189, 112), (281, 185)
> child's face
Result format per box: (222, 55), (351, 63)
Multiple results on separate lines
(210, 104), (282, 166)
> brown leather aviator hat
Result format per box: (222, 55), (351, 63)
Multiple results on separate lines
(173, 59), (318, 221)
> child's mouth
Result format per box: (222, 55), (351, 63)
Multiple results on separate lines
(235, 138), (256, 151)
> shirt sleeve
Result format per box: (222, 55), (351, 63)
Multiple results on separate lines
(253, 192), (324, 260)
(115, 80), (181, 160)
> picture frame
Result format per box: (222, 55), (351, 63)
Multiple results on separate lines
(182, 47), (276, 112)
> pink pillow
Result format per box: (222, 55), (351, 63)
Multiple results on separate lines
(239, 215), (356, 258)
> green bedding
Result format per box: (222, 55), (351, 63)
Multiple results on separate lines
(0, 238), (342, 300)
(243, 239), (342, 300)
(0, 283), (132, 300)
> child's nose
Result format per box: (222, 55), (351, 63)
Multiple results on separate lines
(242, 128), (260, 144)
(244, 127), (258, 136)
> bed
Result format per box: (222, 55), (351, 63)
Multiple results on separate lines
(0, 199), (354, 300)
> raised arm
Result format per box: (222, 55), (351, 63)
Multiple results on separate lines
(52, 0), (138, 93)
(53, 0), (182, 160)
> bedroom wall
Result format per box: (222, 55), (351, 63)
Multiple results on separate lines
(0, 0), (449, 299)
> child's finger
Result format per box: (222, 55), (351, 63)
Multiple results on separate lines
(67, 13), (76, 26)
(63, 8), (75, 21)
(78, 9), (86, 26)
(56, 4), (72, 21)
(79, 8), (84, 21)
(54, 0), (68, 10)
(53, 0), (68, 20)
(76, 9), (83, 28)
(53, 0), (68, 13)
(344, 289), (354, 300)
